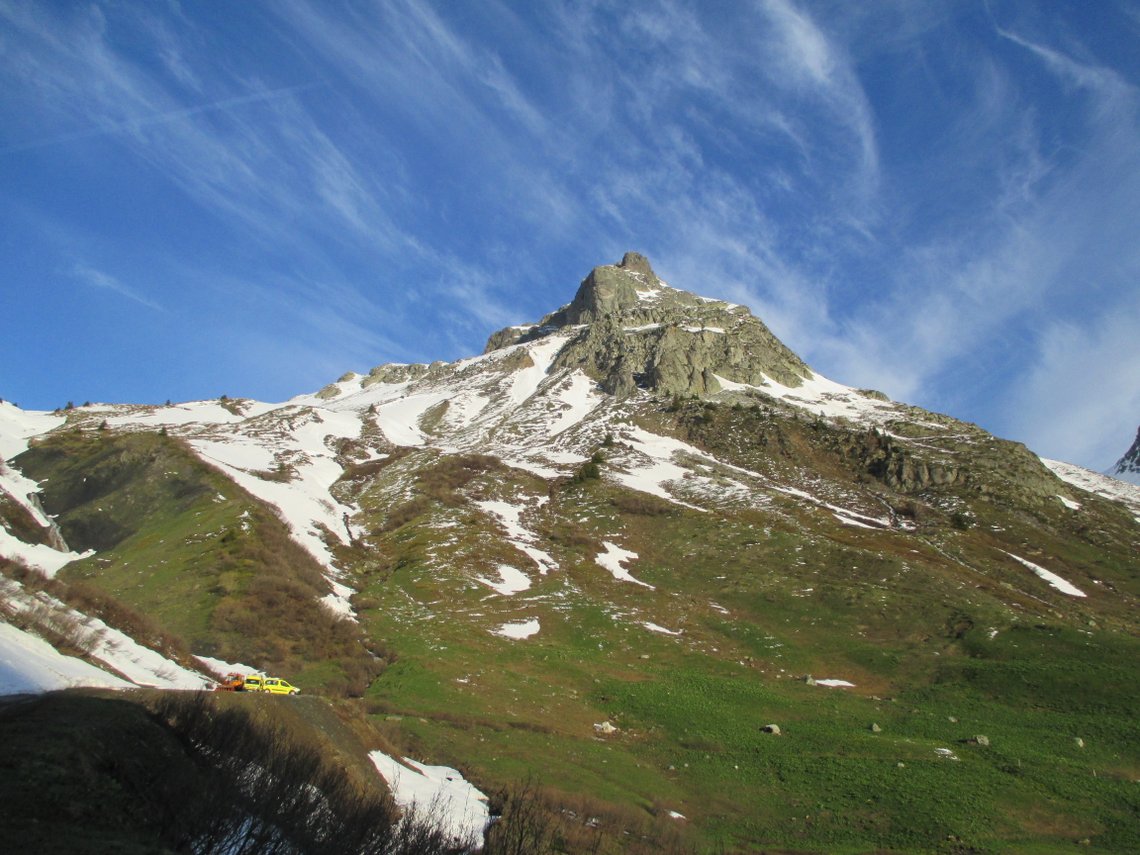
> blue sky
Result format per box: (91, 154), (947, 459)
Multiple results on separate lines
(2, 1), (1138, 470)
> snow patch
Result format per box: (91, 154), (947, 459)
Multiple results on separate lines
(369, 751), (490, 845)
(476, 499), (557, 575)
(0, 620), (131, 694)
(1042, 457), (1140, 522)
(476, 565), (532, 596)
(0, 527), (92, 577)
(1004, 552), (1086, 598)
(193, 654), (260, 678)
(492, 618), (540, 639)
(715, 371), (897, 425)
(595, 542), (654, 589)
(0, 402), (66, 459)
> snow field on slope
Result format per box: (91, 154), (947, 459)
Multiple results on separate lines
(1, 578), (210, 691)
(714, 371), (899, 425)
(1003, 552), (1087, 598)
(1042, 458), (1140, 522)
(369, 751), (490, 844)
(612, 425), (891, 530)
(188, 406), (366, 618)
(0, 526), (91, 577)
(476, 499), (557, 575)
(774, 484), (893, 530)
(0, 458), (57, 529)
(119, 399), (280, 426)
(375, 391), (453, 446)
(608, 427), (708, 511)
(0, 620), (132, 694)
(0, 406), (87, 567)
(0, 402), (66, 459)
(508, 334), (571, 407)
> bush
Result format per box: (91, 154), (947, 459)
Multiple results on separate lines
(484, 777), (696, 855)
(145, 692), (473, 854)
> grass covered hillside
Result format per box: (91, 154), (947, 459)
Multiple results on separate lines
(16, 429), (385, 696)
(338, 397), (1139, 853)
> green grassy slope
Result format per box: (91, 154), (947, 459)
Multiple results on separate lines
(337, 401), (1139, 853)
(15, 430), (383, 695)
(8, 397), (1137, 853)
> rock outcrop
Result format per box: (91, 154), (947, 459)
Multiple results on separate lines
(485, 252), (811, 398)
(1109, 425), (1140, 485)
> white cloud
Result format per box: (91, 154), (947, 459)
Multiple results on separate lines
(71, 264), (164, 312)
(1006, 301), (1140, 469)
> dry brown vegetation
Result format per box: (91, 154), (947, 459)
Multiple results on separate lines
(484, 777), (699, 855)
(1, 556), (193, 666)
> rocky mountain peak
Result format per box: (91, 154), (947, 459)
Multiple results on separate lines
(616, 250), (655, 277)
(485, 253), (811, 399)
(1109, 424), (1140, 484)
(562, 251), (662, 325)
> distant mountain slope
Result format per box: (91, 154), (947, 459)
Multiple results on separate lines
(1, 254), (1138, 853)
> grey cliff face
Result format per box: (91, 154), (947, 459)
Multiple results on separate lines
(485, 253), (811, 398)
(1110, 425), (1140, 477)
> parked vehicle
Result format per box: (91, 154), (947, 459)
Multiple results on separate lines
(243, 674), (266, 692)
(214, 672), (298, 695)
(214, 672), (245, 691)
(262, 678), (300, 696)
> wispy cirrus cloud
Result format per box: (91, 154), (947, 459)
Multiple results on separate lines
(801, 18), (1140, 467)
(70, 264), (164, 312)
(3, 0), (1136, 468)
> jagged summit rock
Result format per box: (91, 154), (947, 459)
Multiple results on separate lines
(485, 253), (811, 398)
(561, 251), (663, 324)
(1109, 425), (1140, 485)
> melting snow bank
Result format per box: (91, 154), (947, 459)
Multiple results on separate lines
(475, 564), (532, 596)
(0, 401), (66, 459)
(492, 618), (540, 639)
(0, 526), (92, 578)
(814, 679), (856, 688)
(476, 499), (557, 575)
(595, 542), (654, 589)
(0, 620), (132, 694)
(1, 578), (211, 691)
(193, 654), (259, 678)
(1003, 552), (1086, 598)
(369, 751), (490, 847)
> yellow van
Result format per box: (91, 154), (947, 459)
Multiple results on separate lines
(243, 674), (266, 692)
(262, 678), (300, 696)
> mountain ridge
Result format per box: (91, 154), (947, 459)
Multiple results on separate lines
(2, 253), (1139, 853)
